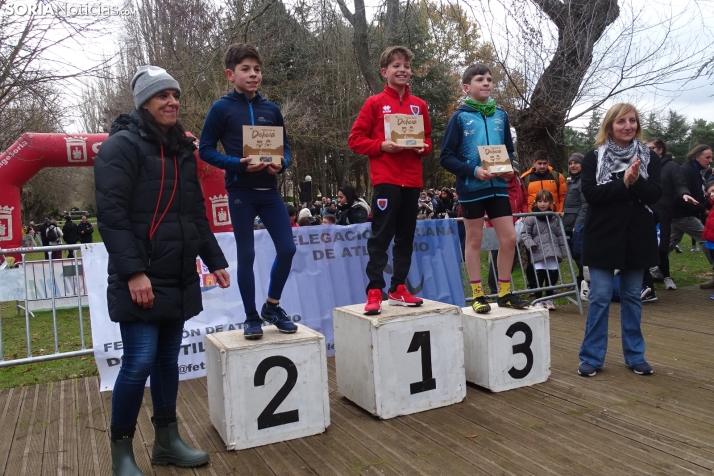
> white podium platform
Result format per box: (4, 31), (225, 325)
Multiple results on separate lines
(205, 325), (330, 450)
(462, 304), (550, 392)
(333, 299), (466, 419)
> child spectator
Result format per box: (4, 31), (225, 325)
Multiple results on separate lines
(703, 180), (714, 299)
(439, 63), (529, 313)
(322, 214), (336, 225)
(199, 43), (297, 339)
(521, 190), (567, 311)
(348, 45), (433, 315)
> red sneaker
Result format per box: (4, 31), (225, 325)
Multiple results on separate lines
(364, 288), (383, 315)
(388, 284), (423, 307)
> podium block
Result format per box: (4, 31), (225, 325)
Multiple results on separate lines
(333, 299), (466, 419)
(462, 304), (550, 392)
(205, 325), (329, 450)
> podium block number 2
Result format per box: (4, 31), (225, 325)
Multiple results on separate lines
(254, 356), (300, 430)
(407, 331), (436, 394)
(506, 322), (533, 379)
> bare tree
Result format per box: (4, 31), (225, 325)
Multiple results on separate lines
(469, 0), (713, 170)
(334, 0), (382, 94)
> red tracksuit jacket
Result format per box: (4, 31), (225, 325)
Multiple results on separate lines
(348, 84), (432, 188)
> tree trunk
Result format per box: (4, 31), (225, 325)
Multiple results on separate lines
(335, 0), (382, 95)
(513, 0), (619, 172)
(384, 0), (399, 46)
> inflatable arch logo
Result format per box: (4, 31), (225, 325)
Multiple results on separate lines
(0, 133), (232, 251)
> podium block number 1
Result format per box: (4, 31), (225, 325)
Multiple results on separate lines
(506, 322), (533, 379)
(254, 356), (300, 430)
(407, 331), (436, 394)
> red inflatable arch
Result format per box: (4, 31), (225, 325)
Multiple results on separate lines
(0, 133), (232, 252)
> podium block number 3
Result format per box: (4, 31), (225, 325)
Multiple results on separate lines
(506, 322), (533, 379)
(254, 356), (300, 430)
(407, 331), (436, 394)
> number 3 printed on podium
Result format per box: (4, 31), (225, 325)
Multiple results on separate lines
(254, 356), (300, 430)
(407, 331), (436, 394)
(506, 322), (533, 379)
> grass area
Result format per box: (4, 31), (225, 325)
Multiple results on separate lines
(21, 218), (101, 261)
(462, 245), (712, 302)
(0, 301), (97, 390)
(0, 228), (711, 390)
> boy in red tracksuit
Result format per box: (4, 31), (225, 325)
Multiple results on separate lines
(348, 45), (433, 315)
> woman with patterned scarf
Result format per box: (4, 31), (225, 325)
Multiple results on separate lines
(577, 103), (662, 378)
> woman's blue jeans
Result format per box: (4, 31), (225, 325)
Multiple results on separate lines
(111, 319), (184, 429)
(578, 268), (647, 368)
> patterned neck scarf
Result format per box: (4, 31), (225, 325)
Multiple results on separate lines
(595, 138), (650, 185)
(463, 98), (496, 117)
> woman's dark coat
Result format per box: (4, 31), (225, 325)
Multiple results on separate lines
(581, 148), (662, 270)
(336, 199), (369, 225)
(95, 111), (228, 323)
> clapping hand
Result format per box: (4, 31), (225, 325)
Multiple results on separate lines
(624, 157), (640, 187)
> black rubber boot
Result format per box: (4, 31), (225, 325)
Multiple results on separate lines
(151, 420), (209, 467)
(110, 438), (144, 476)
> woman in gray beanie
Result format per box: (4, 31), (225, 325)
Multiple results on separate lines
(95, 65), (230, 475)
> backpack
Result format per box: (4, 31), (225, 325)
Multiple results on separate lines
(46, 225), (58, 242)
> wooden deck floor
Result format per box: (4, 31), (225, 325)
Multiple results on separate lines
(1, 285), (713, 475)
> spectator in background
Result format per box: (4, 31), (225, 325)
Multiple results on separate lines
(434, 188), (455, 218)
(646, 138), (699, 290)
(562, 152), (588, 285)
(521, 190), (568, 311)
(298, 207), (316, 225)
(78, 215), (94, 244)
(46, 219), (63, 260)
(521, 150), (567, 211)
(427, 190), (438, 211)
(336, 184), (370, 225)
(670, 144), (714, 289)
(311, 200), (322, 216)
(39, 217), (51, 259)
(24, 221), (37, 247)
(287, 205), (299, 228)
(417, 191), (434, 219)
(322, 214), (336, 225)
(62, 216), (79, 258)
(521, 150), (567, 291)
(702, 180), (714, 299)
(297, 217), (311, 227)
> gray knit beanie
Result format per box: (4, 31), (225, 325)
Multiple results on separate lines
(131, 65), (181, 109)
(568, 152), (584, 164)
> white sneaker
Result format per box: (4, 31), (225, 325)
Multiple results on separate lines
(580, 281), (589, 302)
(546, 299), (556, 311)
(663, 277), (677, 290)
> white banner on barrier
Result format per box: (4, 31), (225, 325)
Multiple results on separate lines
(18, 259), (88, 311)
(85, 221), (465, 391)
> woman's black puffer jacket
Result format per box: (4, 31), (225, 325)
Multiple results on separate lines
(95, 111), (228, 322)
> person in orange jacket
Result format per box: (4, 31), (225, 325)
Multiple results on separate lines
(521, 150), (567, 212)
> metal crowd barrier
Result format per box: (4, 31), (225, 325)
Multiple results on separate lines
(456, 211), (583, 314)
(0, 215), (581, 370)
(0, 244), (92, 368)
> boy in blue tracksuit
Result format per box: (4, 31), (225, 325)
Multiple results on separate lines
(199, 43), (297, 339)
(440, 63), (529, 313)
